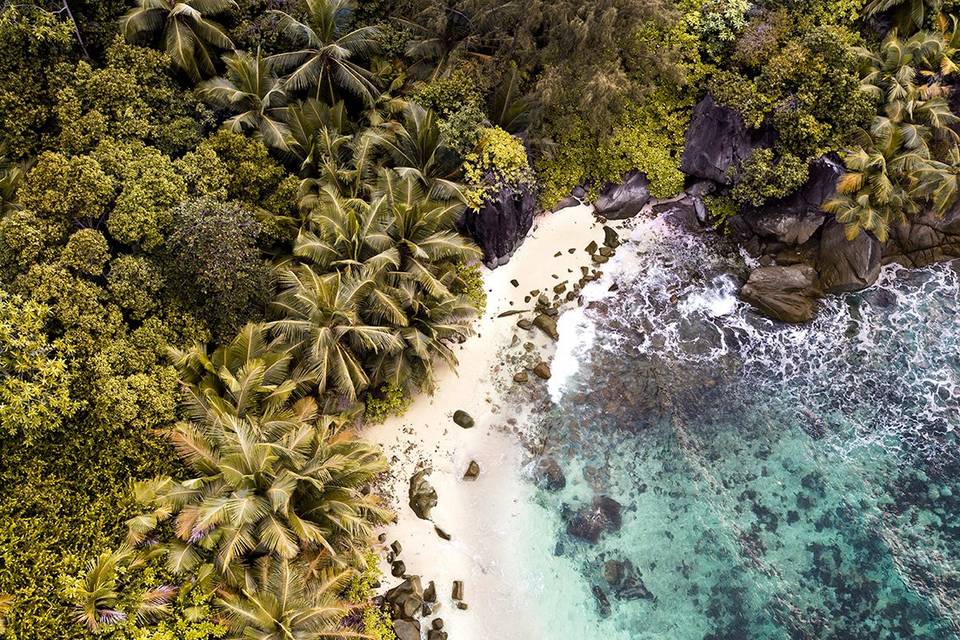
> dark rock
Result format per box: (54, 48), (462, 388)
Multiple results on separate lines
(386, 576), (423, 619)
(452, 580), (464, 601)
(428, 630), (448, 640)
(432, 617), (444, 630)
(516, 318), (533, 330)
(816, 219), (881, 293)
(532, 456), (566, 491)
(452, 410), (475, 429)
(456, 601), (468, 610)
(681, 94), (774, 185)
(463, 460), (480, 480)
(883, 198), (960, 268)
(604, 559), (654, 601)
(424, 581), (437, 603)
(566, 496), (623, 543)
(533, 313), (559, 340)
(390, 540), (402, 555)
(585, 240), (598, 254)
(394, 619), (421, 640)
(554, 195), (581, 210)
(603, 226), (620, 248)
(653, 196), (706, 233)
(594, 171), (651, 219)
(391, 561), (406, 577)
(434, 525), (451, 540)
(513, 371), (529, 384)
(740, 264), (821, 323)
(408, 470), (438, 520)
(459, 183), (536, 268)
(592, 585), (612, 617)
(532, 362), (551, 380)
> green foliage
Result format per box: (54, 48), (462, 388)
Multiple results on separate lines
(454, 262), (487, 317)
(731, 149), (810, 206)
(62, 229), (111, 276)
(539, 97), (688, 208)
(361, 605), (397, 640)
(686, 0), (751, 61)
(411, 70), (486, 153)
(364, 383), (411, 424)
(0, 291), (75, 442)
(163, 199), (270, 342)
(463, 127), (534, 207)
(0, 6), (76, 161)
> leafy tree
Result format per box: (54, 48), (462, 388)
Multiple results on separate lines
(200, 48), (293, 151)
(121, 0), (237, 81)
(163, 198), (272, 341)
(267, 0), (381, 105)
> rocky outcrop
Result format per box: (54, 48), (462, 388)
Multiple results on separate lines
(566, 496), (623, 543)
(740, 265), (821, 323)
(594, 171), (651, 219)
(681, 94), (775, 185)
(459, 184), (536, 268)
(531, 456), (566, 491)
(883, 200), (960, 268)
(603, 559), (654, 601)
(817, 219), (882, 293)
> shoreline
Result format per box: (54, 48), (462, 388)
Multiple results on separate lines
(366, 203), (618, 638)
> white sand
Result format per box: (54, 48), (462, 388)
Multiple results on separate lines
(366, 204), (610, 638)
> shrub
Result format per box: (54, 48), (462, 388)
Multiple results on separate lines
(731, 149), (810, 206)
(61, 229), (111, 276)
(463, 127), (535, 206)
(163, 198), (270, 342)
(364, 383), (412, 424)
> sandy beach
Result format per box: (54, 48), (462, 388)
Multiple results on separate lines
(366, 203), (614, 638)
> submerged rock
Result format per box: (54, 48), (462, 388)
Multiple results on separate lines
(594, 171), (651, 220)
(566, 496), (623, 543)
(604, 559), (654, 601)
(408, 470), (438, 520)
(592, 585), (612, 617)
(532, 456), (566, 491)
(740, 264), (821, 323)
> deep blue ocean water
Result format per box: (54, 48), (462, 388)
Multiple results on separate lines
(527, 218), (960, 639)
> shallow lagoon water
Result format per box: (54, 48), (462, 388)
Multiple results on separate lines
(517, 218), (960, 639)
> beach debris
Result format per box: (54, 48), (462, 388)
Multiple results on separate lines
(391, 560), (406, 577)
(532, 456), (566, 491)
(533, 362), (552, 379)
(433, 525), (451, 540)
(553, 282), (567, 295)
(516, 318), (533, 330)
(533, 314), (559, 340)
(510, 279), (519, 287)
(393, 619), (421, 640)
(463, 460), (480, 480)
(452, 580), (464, 601)
(513, 371), (529, 384)
(452, 410), (474, 429)
(566, 496), (623, 543)
(456, 602), (469, 610)
(408, 469), (438, 519)
(497, 309), (524, 318)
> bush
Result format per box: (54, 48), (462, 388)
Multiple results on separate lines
(364, 383), (412, 424)
(163, 198), (270, 342)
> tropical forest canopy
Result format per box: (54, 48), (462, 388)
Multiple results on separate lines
(0, 0), (958, 638)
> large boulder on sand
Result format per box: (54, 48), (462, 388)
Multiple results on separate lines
(680, 95), (774, 185)
(594, 171), (651, 219)
(408, 470), (438, 520)
(459, 184), (536, 268)
(740, 264), (821, 323)
(566, 496), (623, 543)
(816, 219), (881, 293)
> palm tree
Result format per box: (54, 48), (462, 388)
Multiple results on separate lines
(128, 325), (391, 583)
(864, 0), (943, 32)
(0, 160), (24, 215)
(216, 559), (361, 640)
(120, 0), (237, 82)
(267, 0), (381, 106)
(270, 268), (402, 399)
(823, 122), (928, 241)
(199, 49), (293, 152)
(369, 104), (466, 200)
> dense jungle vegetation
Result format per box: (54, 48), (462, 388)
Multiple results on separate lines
(0, 0), (958, 638)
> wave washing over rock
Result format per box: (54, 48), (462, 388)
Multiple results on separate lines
(517, 216), (960, 639)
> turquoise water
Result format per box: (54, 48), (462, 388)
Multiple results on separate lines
(532, 219), (960, 639)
